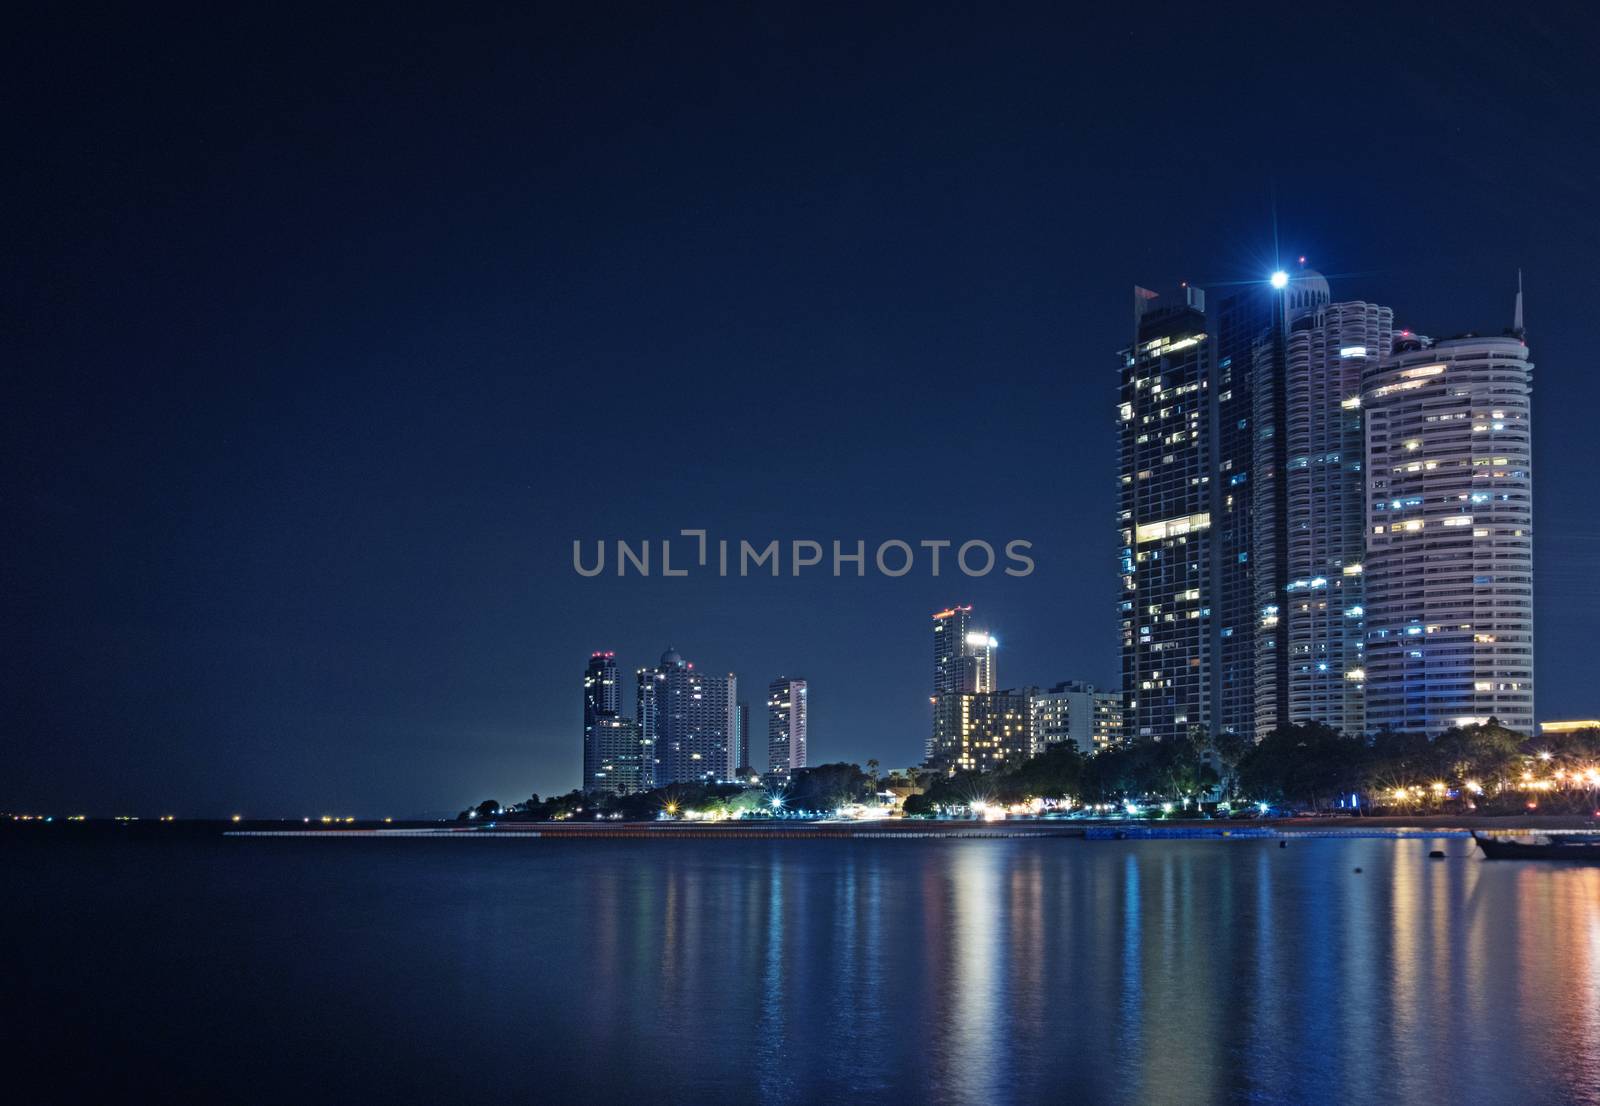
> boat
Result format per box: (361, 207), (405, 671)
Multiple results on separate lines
(1472, 831), (1600, 861)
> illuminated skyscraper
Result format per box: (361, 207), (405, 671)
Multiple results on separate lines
(582, 651), (622, 793)
(1118, 285), (1215, 742)
(1247, 270), (1392, 737)
(1210, 282), (1275, 744)
(637, 648), (738, 785)
(1362, 303), (1534, 736)
(1279, 290), (1390, 734)
(767, 678), (808, 777)
(932, 605), (995, 696)
(930, 605), (997, 760)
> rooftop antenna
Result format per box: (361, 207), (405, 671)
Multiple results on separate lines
(1513, 269), (1524, 336)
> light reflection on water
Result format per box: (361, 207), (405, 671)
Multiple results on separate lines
(5, 836), (1598, 1105)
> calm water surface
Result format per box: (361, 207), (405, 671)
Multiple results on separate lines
(6, 835), (1599, 1104)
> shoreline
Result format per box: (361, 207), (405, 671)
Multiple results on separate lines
(8, 812), (1596, 842)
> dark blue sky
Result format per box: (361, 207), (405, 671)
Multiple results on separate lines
(6, 3), (1598, 816)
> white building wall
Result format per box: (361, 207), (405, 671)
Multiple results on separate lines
(1362, 334), (1534, 736)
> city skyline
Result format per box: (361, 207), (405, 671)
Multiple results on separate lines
(1119, 268), (1537, 745)
(571, 266), (1542, 797)
(8, 6), (1599, 816)
(10, 9), (1600, 1105)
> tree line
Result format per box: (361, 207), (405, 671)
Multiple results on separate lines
(461, 720), (1600, 821)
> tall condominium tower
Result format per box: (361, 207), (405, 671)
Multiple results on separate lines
(1249, 270), (1393, 737)
(767, 678), (808, 777)
(1119, 285), (1216, 742)
(637, 649), (739, 786)
(932, 606), (995, 695)
(582, 651), (622, 793)
(635, 663), (659, 788)
(1362, 308), (1534, 736)
(1209, 282), (1278, 744)
(734, 700), (751, 777)
(930, 606), (997, 760)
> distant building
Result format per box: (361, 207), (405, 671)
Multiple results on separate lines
(931, 688), (1032, 773)
(933, 605), (996, 696)
(1362, 311), (1535, 736)
(1030, 682), (1123, 756)
(635, 664), (659, 788)
(767, 678), (808, 777)
(930, 605), (997, 760)
(637, 648), (738, 785)
(582, 652), (622, 793)
(591, 716), (646, 794)
(734, 700), (752, 777)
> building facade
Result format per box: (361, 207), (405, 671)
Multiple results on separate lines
(734, 700), (752, 778)
(1362, 326), (1535, 736)
(582, 651), (623, 793)
(930, 605), (996, 760)
(1278, 293), (1391, 735)
(637, 649), (739, 786)
(1247, 272), (1393, 738)
(590, 716), (646, 795)
(1211, 281), (1277, 746)
(767, 678), (808, 777)
(1119, 285), (1215, 742)
(1031, 681), (1124, 756)
(931, 688), (1033, 772)
(932, 605), (995, 695)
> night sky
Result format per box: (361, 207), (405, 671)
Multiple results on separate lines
(7, 4), (1599, 817)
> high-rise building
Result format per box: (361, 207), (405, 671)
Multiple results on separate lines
(636, 648), (738, 786)
(635, 663), (660, 788)
(767, 678), (808, 777)
(1211, 282), (1278, 746)
(930, 606), (996, 759)
(591, 716), (646, 794)
(734, 700), (752, 777)
(1119, 285), (1216, 742)
(1362, 306), (1534, 736)
(1278, 290), (1391, 735)
(932, 606), (995, 695)
(931, 688), (1033, 772)
(714, 672), (738, 781)
(1242, 270), (1393, 738)
(582, 652), (622, 793)
(1030, 681), (1124, 756)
